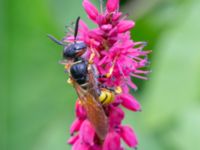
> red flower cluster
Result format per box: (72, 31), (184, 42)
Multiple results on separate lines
(64, 0), (151, 149)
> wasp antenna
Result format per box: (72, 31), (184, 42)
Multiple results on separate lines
(74, 16), (80, 43)
(47, 34), (64, 46)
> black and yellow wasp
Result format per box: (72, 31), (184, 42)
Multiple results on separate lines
(48, 17), (121, 140)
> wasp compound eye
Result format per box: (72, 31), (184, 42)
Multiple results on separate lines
(63, 42), (87, 59)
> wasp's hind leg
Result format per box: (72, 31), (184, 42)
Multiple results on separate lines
(99, 83), (122, 94)
(99, 83), (115, 92)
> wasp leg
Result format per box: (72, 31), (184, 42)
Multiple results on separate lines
(98, 73), (122, 94)
(98, 75), (107, 78)
(99, 84), (114, 91)
(99, 83), (122, 95)
(88, 48), (96, 64)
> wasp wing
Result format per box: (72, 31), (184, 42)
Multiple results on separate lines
(86, 64), (109, 139)
(87, 64), (100, 99)
(72, 65), (108, 140)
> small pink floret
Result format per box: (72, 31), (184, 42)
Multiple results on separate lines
(103, 131), (121, 150)
(120, 94), (141, 111)
(75, 100), (87, 119)
(68, 135), (79, 145)
(72, 139), (90, 150)
(117, 20), (135, 33)
(101, 24), (113, 31)
(106, 0), (119, 12)
(83, 0), (99, 22)
(109, 106), (124, 127)
(70, 118), (83, 135)
(79, 120), (95, 145)
(120, 125), (138, 148)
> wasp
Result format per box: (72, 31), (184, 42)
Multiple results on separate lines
(48, 17), (121, 140)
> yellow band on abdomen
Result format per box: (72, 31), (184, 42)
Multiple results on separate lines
(99, 89), (115, 105)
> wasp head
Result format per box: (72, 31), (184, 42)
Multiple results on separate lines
(63, 42), (87, 59)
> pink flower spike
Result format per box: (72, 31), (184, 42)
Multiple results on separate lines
(117, 20), (135, 33)
(103, 131), (121, 150)
(79, 120), (95, 145)
(120, 94), (141, 111)
(120, 125), (138, 148)
(83, 0), (99, 22)
(60, 0), (151, 148)
(70, 118), (83, 135)
(106, 0), (119, 12)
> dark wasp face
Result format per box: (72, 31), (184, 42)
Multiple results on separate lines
(63, 42), (87, 59)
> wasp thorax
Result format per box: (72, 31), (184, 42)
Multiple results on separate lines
(63, 42), (87, 59)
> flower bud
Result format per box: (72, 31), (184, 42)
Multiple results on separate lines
(79, 120), (95, 145)
(83, 0), (99, 22)
(117, 20), (135, 33)
(75, 100), (86, 119)
(70, 118), (83, 135)
(120, 94), (141, 111)
(103, 131), (121, 150)
(72, 139), (90, 150)
(101, 24), (112, 31)
(120, 125), (138, 148)
(109, 106), (124, 127)
(67, 135), (79, 145)
(106, 0), (119, 12)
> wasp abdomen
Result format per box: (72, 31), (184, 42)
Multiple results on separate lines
(99, 89), (115, 105)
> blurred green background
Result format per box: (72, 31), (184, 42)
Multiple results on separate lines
(1, 0), (200, 150)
